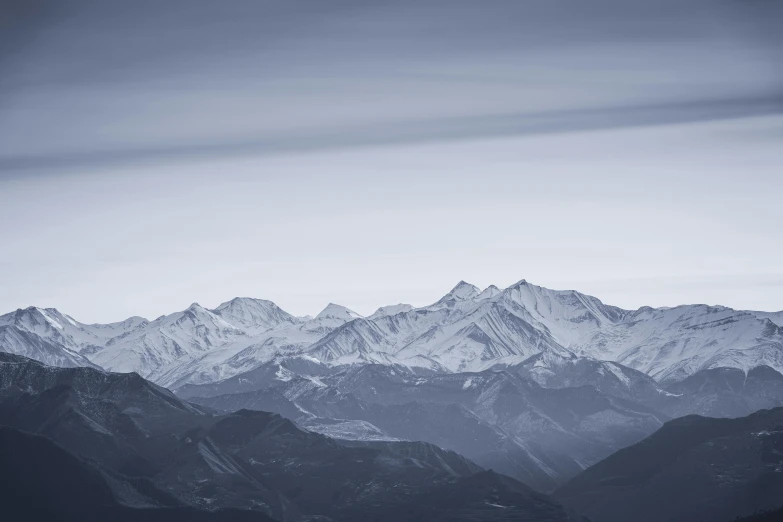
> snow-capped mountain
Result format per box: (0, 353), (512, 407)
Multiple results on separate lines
(85, 302), (247, 377)
(0, 306), (146, 353)
(1, 279), (782, 389)
(0, 324), (96, 369)
(211, 297), (297, 333)
(581, 305), (783, 383)
(0, 307), (133, 368)
(11, 299), (360, 387)
(476, 285), (501, 300)
(368, 304), (414, 320)
(749, 310), (783, 327)
(312, 303), (362, 325)
(431, 280), (480, 307)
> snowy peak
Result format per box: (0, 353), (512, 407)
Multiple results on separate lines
(0, 324), (96, 369)
(477, 285), (501, 300)
(185, 302), (206, 315)
(1, 277), (782, 388)
(179, 302), (232, 327)
(501, 279), (624, 327)
(33, 307), (67, 330)
(369, 304), (414, 320)
(436, 281), (480, 304)
(156, 302), (242, 334)
(315, 303), (362, 321)
(750, 310), (783, 328)
(84, 302), (250, 377)
(1, 306), (65, 333)
(0, 306), (113, 353)
(212, 297), (297, 331)
(301, 303), (364, 334)
(449, 280), (481, 300)
(96, 316), (149, 330)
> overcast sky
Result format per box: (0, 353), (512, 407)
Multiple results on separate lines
(1, 0), (782, 322)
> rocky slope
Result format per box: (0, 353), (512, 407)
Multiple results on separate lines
(555, 408), (783, 522)
(0, 353), (586, 522)
(190, 363), (667, 491)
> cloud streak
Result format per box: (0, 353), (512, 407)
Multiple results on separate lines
(2, 94), (781, 175)
(1, 0), (781, 177)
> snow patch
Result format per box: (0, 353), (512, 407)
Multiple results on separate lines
(198, 441), (242, 475)
(36, 308), (63, 330)
(605, 363), (631, 387)
(275, 366), (294, 382)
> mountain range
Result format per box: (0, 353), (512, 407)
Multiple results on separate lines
(0, 352), (586, 522)
(185, 363), (667, 491)
(2, 279), (783, 494)
(2, 280), (781, 389)
(2, 275), (783, 521)
(2, 351), (781, 522)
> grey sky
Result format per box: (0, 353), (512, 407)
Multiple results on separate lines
(1, 0), (782, 322)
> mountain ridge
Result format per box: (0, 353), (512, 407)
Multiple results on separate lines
(2, 279), (782, 390)
(0, 352), (587, 522)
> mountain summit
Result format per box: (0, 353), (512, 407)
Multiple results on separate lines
(434, 281), (481, 305)
(315, 303), (363, 321)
